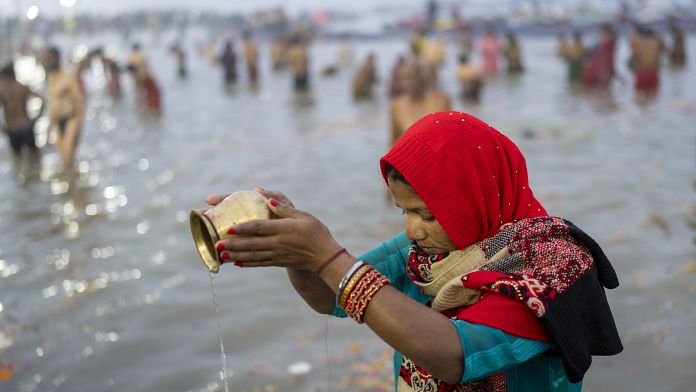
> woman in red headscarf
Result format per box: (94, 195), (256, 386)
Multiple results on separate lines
(209, 111), (622, 391)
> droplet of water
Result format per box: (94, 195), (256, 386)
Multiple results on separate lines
(137, 159), (150, 171)
(287, 361), (312, 375)
(136, 221), (150, 235)
(85, 204), (99, 216)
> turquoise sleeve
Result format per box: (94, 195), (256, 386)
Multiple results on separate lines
(330, 231), (410, 317)
(453, 320), (552, 383)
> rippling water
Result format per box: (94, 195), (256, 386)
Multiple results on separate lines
(1, 29), (695, 392)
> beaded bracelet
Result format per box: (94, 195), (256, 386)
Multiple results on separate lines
(341, 266), (391, 323)
(339, 264), (370, 308)
(343, 267), (379, 315)
(351, 271), (389, 323)
(342, 265), (377, 311)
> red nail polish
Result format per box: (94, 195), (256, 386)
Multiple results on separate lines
(270, 198), (279, 207)
(220, 252), (230, 260)
(216, 242), (225, 252)
(227, 227), (236, 235)
(234, 261), (244, 267)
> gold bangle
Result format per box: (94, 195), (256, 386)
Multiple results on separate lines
(340, 264), (371, 308)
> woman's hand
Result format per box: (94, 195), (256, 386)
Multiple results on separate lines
(209, 189), (342, 271)
(205, 186), (294, 208)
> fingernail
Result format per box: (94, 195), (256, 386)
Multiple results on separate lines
(270, 198), (279, 207)
(234, 261), (244, 267)
(227, 227), (236, 235)
(216, 242), (225, 252)
(220, 251), (230, 260)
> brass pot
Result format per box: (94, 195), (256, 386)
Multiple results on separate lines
(190, 191), (271, 273)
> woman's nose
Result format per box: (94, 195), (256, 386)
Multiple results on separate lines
(406, 217), (426, 241)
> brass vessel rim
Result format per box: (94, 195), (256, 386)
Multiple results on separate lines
(189, 209), (222, 273)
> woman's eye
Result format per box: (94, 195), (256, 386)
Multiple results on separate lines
(422, 215), (436, 222)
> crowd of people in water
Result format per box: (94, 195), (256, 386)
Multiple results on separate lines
(0, 22), (690, 172)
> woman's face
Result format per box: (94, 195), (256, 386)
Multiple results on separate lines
(388, 178), (457, 255)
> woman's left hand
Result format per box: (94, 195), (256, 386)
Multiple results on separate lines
(215, 198), (343, 271)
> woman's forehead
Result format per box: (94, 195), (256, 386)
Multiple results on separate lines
(389, 179), (427, 209)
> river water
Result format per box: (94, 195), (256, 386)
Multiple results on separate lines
(1, 29), (695, 391)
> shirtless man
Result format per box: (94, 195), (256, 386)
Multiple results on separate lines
(0, 63), (44, 158)
(127, 43), (148, 90)
(668, 23), (686, 67)
(558, 32), (586, 83)
(127, 43), (161, 113)
(456, 54), (482, 101)
(287, 34), (310, 92)
(389, 62), (450, 147)
(42, 47), (85, 169)
(352, 53), (377, 100)
(270, 37), (287, 71)
(629, 25), (663, 92)
(243, 32), (259, 85)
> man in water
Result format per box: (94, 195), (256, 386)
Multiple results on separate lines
(127, 43), (148, 91)
(243, 32), (259, 85)
(270, 37), (287, 71)
(503, 32), (524, 74)
(389, 62), (449, 147)
(668, 23), (686, 67)
(558, 32), (586, 84)
(220, 41), (238, 87)
(388, 55), (407, 99)
(0, 63), (44, 158)
(93, 49), (121, 98)
(352, 53), (377, 100)
(629, 25), (663, 93)
(456, 54), (482, 101)
(42, 47), (85, 169)
(127, 43), (161, 113)
(287, 34), (310, 92)
(170, 43), (187, 79)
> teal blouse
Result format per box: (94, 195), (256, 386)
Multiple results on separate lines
(331, 231), (582, 391)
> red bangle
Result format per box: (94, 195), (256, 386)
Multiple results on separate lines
(315, 248), (347, 275)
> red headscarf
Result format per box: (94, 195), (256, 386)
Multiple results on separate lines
(381, 111), (547, 249)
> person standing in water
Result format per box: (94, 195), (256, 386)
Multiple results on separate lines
(287, 34), (310, 93)
(480, 28), (500, 75)
(42, 47), (85, 169)
(629, 25), (663, 93)
(352, 53), (378, 100)
(388, 55), (407, 99)
(456, 55), (482, 102)
(127, 43), (148, 92)
(0, 63), (44, 159)
(502, 32), (524, 74)
(270, 37), (287, 71)
(93, 49), (121, 99)
(220, 41), (238, 87)
(127, 43), (161, 114)
(667, 23), (686, 68)
(581, 24), (616, 88)
(389, 62), (449, 147)
(170, 43), (187, 79)
(243, 32), (259, 85)
(558, 32), (586, 84)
